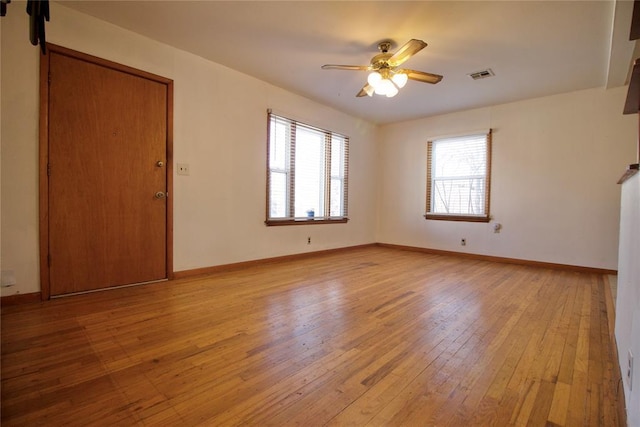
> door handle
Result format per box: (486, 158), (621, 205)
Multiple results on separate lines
(155, 191), (166, 199)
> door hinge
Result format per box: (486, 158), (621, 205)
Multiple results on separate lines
(47, 164), (51, 176)
(48, 71), (52, 84)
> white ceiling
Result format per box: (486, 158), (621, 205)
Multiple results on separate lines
(59, 1), (636, 124)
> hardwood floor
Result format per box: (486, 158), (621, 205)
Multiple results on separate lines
(1, 246), (624, 426)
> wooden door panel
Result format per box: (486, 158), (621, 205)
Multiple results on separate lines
(48, 52), (168, 295)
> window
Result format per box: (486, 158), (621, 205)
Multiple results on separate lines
(266, 110), (349, 225)
(426, 130), (492, 222)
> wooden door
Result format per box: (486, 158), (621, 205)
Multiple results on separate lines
(41, 46), (173, 297)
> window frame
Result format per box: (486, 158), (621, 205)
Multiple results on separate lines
(425, 130), (492, 222)
(265, 110), (349, 226)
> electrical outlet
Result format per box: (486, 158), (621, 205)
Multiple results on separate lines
(461, 238), (466, 246)
(177, 163), (190, 176)
(628, 350), (634, 390)
(307, 237), (311, 245)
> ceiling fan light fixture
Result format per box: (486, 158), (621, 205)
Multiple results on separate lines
(373, 78), (398, 97)
(321, 38), (442, 99)
(367, 71), (382, 86)
(392, 72), (408, 88)
(373, 82), (387, 96)
(385, 83), (399, 98)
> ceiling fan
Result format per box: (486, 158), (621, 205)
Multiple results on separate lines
(321, 39), (443, 98)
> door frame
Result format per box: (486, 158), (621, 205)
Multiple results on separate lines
(39, 44), (174, 300)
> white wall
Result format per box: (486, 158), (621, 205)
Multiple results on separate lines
(377, 88), (636, 270)
(616, 173), (640, 425)
(0, 3), (378, 296)
(1, 5), (40, 296)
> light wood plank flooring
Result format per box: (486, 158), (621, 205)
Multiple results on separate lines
(1, 246), (624, 426)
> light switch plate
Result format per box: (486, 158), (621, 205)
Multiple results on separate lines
(177, 163), (190, 176)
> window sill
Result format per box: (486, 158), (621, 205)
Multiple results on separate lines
(265, 218), (349, 226)
(424, 214), (490, 223)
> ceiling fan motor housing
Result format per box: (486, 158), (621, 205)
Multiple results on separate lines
(371, 53), (393, 70)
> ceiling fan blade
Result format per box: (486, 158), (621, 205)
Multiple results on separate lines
(403, 69), (443, 84)
(321, 64), (370, 71)
(356, 83), (374, 97)
(388, 39), (427, 67)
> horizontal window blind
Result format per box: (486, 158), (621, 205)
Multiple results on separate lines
(426, 131), (491, 220)
(266, 111), (349, 224)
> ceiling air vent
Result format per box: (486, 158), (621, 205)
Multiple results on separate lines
(468, 69), (495, 80)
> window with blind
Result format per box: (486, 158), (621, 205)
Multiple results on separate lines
(266, 110), (349, 225)
(426, 130), (492, 222)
